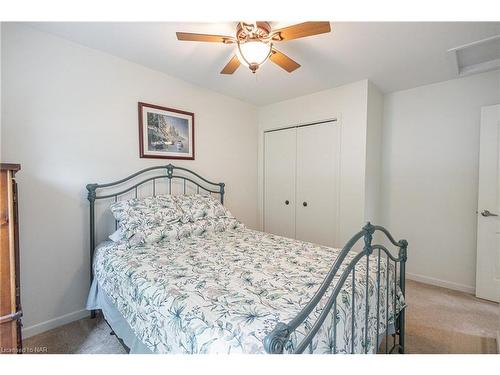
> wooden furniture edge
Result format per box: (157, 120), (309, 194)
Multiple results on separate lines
(0, 164), (21, 172)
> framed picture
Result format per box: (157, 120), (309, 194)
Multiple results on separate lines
(138, 102), (195, 160)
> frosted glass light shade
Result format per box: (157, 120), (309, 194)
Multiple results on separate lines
(236, 41), (272, 69)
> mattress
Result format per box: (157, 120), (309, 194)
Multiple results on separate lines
(88, 227), (404, 354)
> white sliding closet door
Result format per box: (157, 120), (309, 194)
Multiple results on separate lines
(264, 128), (296, 238)
(295, 122), (340, 247)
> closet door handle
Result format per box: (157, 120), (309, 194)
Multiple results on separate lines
(303, 202), (308, 207)
(285, 200), (290, 205)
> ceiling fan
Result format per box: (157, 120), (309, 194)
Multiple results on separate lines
(176, 21), (331, 74)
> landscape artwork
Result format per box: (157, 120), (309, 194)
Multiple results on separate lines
(138, 102), (194, 160)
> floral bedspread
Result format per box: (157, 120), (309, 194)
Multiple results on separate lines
(93, 227), (405, 354)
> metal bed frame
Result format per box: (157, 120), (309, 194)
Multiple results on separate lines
(86, 164), (407, 354)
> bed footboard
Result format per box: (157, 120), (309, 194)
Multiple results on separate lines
(264, 223), (407, 354)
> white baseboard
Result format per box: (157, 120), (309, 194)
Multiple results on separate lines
(22, 309), (89, 339)
(406, 272), (475, 294)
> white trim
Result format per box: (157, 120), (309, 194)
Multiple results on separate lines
(261, 117), (338, 134)
(459, 58), (500, 77)
(406, 272), (475, 294)
(447, 34), (500, 53)
(22, 309), (88, 338)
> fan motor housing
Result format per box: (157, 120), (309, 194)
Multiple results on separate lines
(236, 22), (272, 42)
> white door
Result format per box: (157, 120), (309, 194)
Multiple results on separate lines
(476, 104), (500, 302)
(264, 128), (296, 238)
(296, 121), (340, 247)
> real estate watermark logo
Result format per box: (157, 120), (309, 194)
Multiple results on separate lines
(1, 346), (48, 354)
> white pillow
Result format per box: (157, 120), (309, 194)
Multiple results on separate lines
(109, 195), (182, 240)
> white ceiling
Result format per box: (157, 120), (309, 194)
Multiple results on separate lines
(26, 22), (500, 105)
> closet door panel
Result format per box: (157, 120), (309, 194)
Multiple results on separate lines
(295, 122), (340, 247)
(264, 128), (296, 238)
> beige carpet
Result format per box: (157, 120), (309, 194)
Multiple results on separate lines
(24, 314), (126, 354)
(404, 280), (498, 354)
(24, 280), (498, 354)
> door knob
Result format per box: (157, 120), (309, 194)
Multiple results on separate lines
(285, 200), (290, 205)
(303, 202), (308, 207)
(481, 209), (498, 217)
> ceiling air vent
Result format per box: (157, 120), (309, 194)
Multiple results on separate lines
(448, 35), (500, 76)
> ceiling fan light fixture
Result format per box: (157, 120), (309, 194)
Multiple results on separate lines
(236, 40), (272, 73)
(176, 21), (331, 74)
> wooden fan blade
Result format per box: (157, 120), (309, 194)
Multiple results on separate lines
(272, 22), (331, 41)
(269, 49), (301, 73)
(176, 32), (234, 43)
(220, 55), (241, 74)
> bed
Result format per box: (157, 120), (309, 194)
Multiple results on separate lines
(85, 164), (407, 354)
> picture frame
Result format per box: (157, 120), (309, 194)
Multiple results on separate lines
(138, 102), (195, 160)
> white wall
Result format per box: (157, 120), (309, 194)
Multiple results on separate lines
(1, 23), (258, 336)
(365, 82), (384, 225)
(381, 71), (500, 293)
(257, 80), (380, 246)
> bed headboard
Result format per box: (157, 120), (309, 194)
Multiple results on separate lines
(85, 164), (225, 288)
